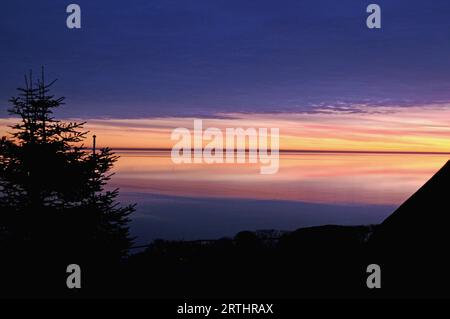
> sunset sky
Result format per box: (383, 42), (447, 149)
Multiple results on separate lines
(3, 104), (450, 152)
(1, 0), (450, 153)
(2, 0), (450, 241)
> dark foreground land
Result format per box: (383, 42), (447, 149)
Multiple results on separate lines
(2, 160), (450, 299)
(1, 224), (379, 298)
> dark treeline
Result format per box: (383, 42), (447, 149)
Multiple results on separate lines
(124, 225), (376, 298)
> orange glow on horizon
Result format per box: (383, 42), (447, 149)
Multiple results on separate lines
(1, 104), (450, 153)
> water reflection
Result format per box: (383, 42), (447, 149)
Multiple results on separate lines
(111, 151), (448, 206)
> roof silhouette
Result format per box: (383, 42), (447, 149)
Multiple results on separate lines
(369, 160), (450, 296)
(376, 160), (450, 245)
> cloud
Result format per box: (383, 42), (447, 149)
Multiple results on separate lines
(2, 103), (449, 153)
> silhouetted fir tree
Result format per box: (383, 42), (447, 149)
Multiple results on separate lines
(0, 70), (134, 294)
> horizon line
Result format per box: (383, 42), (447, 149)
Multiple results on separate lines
(89, 147), (450, 156)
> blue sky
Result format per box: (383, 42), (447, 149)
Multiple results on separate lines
(1, 0), (450, 118)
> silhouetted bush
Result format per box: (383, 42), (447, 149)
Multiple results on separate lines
(0, 71), (134, 297)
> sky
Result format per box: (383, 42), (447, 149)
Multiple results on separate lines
(4, 104), (450, 151)
(1, 0), (450, 151)
(2, 0), (450, 238)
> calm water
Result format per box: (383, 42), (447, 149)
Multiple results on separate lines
(109, 151), (449, 243)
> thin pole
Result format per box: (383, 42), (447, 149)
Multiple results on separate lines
(93, 135), (96, 155)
